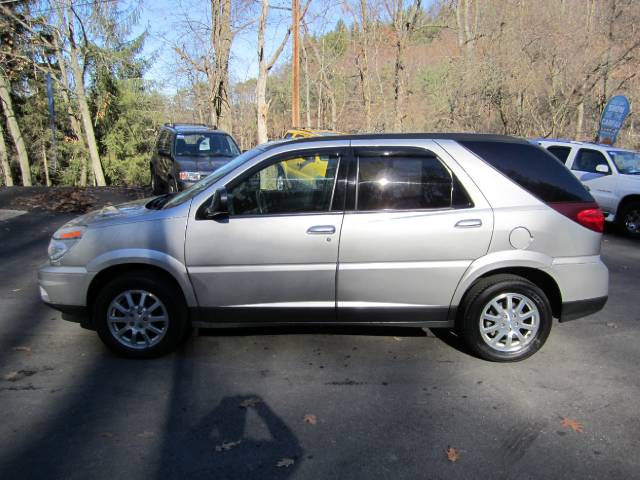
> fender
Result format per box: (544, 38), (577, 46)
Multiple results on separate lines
(86, 248), (198, 307)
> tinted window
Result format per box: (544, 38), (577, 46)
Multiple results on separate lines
(572, 149), (609, 174)
(229, 152), (340, 215)
(356, 152), (472, 211)
(461, 141), (593, 203)
(546, 146), (572, 164)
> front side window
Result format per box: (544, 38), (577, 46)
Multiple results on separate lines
(229, 152), (341, 215)
(355, 152), (471, 211)
(572, 149), (610, 174)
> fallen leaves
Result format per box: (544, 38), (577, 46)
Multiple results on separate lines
(239, 398), (261, 409)
(13, 346), (31, 355)
(11, 189), (97, 213)
(3, 369), (37, 382)
(276, 458), (295, 468)
(303, 414), (317, 425)
(446, 446), (459, 462)
(560, 417), (584, 433)
(215, 440), (242, 452)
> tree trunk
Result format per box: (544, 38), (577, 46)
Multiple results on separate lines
(303, 40), (311, 127)
(392, 36), (405, 131)
(256, 0), (291, 144)
(65, 0), (106, 186)
(211, 0), (233, 131)
(357, 0), (372, 131)
(0, 123), (13, 186)
(68, 41), (106, 186)
(0, 71), (31, 186)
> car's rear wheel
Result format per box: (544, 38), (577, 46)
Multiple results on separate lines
(618, 201), (640, 238)
(459, 274), (552, 362)
(94, 272), (188, 358)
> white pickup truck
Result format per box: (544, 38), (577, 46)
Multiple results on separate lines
(537, 139), (640, 238)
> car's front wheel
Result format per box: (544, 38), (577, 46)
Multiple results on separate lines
(459, 274), (552, 362)
(93, 272), (188, 358)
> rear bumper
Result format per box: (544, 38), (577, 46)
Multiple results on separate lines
(561, 296), (608, 322)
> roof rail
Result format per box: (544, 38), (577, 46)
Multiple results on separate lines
(164, 122), (217, 129)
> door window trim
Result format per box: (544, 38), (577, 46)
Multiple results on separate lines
(223, 147), (348, 218)
(348, 146), (474, 214)
(571, 148), (613, 175)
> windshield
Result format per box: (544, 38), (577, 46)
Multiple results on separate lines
(174, 132), (240, 157)
(162, 147), (265, 209)
(608, 150), (640, 174)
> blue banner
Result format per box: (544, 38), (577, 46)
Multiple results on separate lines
(597, 95), (630, 145)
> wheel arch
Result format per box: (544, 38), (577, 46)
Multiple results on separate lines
(616, 194), (640, 217)
(87, 262), (196, 314)
(453, 265), (562, 322)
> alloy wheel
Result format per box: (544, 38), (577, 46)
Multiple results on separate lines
(107, 290), (169, 350)
(479, 292), (540, 353)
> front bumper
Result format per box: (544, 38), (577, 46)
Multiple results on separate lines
(38, 264), (93, 309)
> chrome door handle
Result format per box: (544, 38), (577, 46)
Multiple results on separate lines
(455, 219), (482, 228)
(306, 225), (336, 235)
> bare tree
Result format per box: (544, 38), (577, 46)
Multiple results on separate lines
(385, 0), (421, 131)
(0, 70), (31, 186)
(256, 0), (292, 143)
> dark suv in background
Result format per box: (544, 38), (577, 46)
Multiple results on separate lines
(150, 123), (241, 194)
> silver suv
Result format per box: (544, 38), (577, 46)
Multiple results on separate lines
(38, 134), (609, 361)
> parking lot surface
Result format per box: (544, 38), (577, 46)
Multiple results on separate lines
(0, 188), (639, 479)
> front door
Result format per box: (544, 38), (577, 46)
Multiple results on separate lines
(185, 148), (347, 322)
(337, 142), (493, 324)
(567, 148), (618, 213)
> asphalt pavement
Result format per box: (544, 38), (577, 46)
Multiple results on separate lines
(0, 187), (638, 480)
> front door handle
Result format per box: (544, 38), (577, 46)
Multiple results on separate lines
(306, 225), (336, 235)
(455, 219), (482, 228)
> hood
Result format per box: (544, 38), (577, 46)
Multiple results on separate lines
(175, 154), (235, 172)
(65, 197), (158, 228)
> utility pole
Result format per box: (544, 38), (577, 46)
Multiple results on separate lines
(291, 0), (300, 128)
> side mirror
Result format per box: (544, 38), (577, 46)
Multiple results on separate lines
(595, 164), (610, 174)
(202, 188), (229, 220)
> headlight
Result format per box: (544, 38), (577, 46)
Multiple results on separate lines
(179, 171), (201, 182)
(48, 225), (86, 262)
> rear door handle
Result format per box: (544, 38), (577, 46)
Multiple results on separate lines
(306, 225), (336, 235)
(455, 219), (482, 228)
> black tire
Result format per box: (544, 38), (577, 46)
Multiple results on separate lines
(151, 168), (164, 195)
(93, 272), (188, 358)
(618, 200), (640, 238)
(459, 274), (552, 362)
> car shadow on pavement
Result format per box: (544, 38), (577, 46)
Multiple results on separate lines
(198, 324), (428, 338)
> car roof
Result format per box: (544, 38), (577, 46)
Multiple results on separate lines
(535, 138), (632, 151)
(270, 133), (528, 151)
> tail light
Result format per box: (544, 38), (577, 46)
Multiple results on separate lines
(576, 208), (605, 233)
(548, 202), (604, 233)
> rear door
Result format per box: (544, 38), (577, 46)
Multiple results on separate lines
(336, 141), (493, 323)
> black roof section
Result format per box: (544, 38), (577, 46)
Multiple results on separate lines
(266, 132), (528, 151)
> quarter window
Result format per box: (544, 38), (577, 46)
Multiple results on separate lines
(229, 152), (341, 215)
(355, 152), (472, 211)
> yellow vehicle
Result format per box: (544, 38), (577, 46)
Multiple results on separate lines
(281, 129), (344, 182)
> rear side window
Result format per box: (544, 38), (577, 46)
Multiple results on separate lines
(355, 151), (472, 211)
(546, 146), (572, 164)
(461, 141), (593, 203)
